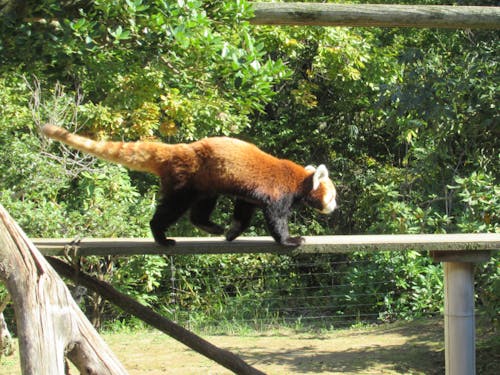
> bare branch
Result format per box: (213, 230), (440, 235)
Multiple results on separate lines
(26, 78), (98, 177)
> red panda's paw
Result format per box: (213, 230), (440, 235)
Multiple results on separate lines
(281, 236), (305, 247)
(154, 238), (176, 247)
(225, 229), (239, 242)
(225, 222), (247, 242)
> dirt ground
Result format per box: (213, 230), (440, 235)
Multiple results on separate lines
(1, 319), (498, 374)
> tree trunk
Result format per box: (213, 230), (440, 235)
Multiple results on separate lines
(0, 204), (127, 375)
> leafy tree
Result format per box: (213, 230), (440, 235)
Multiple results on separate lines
(1, 0), (286, 140)
(0, 0), (498, 328)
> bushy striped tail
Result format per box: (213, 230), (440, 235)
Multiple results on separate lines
(41, 124), (168, 175)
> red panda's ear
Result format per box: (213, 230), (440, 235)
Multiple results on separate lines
(305, 165), (316, 173)
(312, 164), (329, 190)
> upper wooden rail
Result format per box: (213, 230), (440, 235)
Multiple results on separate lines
(34, 233), (500, 257)
(250, 3), (500, 29)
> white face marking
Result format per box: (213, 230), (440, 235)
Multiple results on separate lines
(320, 182), (337, 214)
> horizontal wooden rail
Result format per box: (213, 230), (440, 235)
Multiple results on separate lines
(250, 3), (500, 29)
(34, 233), (500, 257)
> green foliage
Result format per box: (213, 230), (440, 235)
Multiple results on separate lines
(113, 255), (169, 306)
(0, 1), (498, 330)
(1, 0), (286, 140)
(476, 256), (500, 328)
(346, 251), (444, 321)
(64, 164), (152, 238)
(450, 172), (499, 233)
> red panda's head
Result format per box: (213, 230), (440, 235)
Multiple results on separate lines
(304, 165), (337, 214)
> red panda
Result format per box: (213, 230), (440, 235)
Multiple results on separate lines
(41, 124), (337, 246)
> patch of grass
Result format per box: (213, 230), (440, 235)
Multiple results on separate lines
(477, 326), (500, 375)
(1, 318), (498, 374)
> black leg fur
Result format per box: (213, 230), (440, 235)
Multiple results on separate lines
(263, 200), (304, 247)
(150, 191), (192, 246)
(190, 196), (224, 235)
(226, 199), (256, 241)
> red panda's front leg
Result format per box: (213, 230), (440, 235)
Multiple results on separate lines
(263, 201), (305, 247)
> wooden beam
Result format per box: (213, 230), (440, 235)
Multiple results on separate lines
(250, 3), (500, 29)
(47, 257), (266, 375)
(34, 233), (500, 257)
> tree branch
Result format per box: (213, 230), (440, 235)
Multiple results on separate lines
(0, 204), (127, 374)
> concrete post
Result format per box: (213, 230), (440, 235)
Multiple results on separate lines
(444, 261), (475, 375)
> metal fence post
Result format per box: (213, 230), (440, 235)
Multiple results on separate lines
(443, 261), (475, 375)
(434, 250), (492, 375)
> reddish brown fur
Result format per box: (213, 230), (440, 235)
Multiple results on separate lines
(42, 124), (174, 175)
(188, 138), (309, 200)
(42, 124), (311, 200)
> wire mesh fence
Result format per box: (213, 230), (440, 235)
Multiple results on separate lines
(159, 253), (444, 332)
(29, 248), (495, 334)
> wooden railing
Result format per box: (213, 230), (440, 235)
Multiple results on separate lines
(34, 233), (499, 256)
(250, 3), (500, 29)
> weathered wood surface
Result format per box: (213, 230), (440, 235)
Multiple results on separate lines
(47, 256), (266, 375)
(34, 233), (500, 256)
(250, 3), (500, 29)
(0, 204), (127, 375)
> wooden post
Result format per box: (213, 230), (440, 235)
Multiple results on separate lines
(250, 3), (500, 29)
(0, 204), (127, 375)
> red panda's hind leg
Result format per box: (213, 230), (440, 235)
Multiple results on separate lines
(189, 196), (224, 235)
(226, 199), (256, 242)
(150, 192), (192, 246)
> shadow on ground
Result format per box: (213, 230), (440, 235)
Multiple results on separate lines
(237, 321), (444, 374)
(232, 319), (498, 374)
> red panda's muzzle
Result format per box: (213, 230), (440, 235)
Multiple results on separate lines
(317, 178), (337, 214)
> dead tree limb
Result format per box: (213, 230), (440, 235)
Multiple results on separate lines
(47, 256), (267, 375)
(0, 291), (13, 357)
(0, 204), (127, 375)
